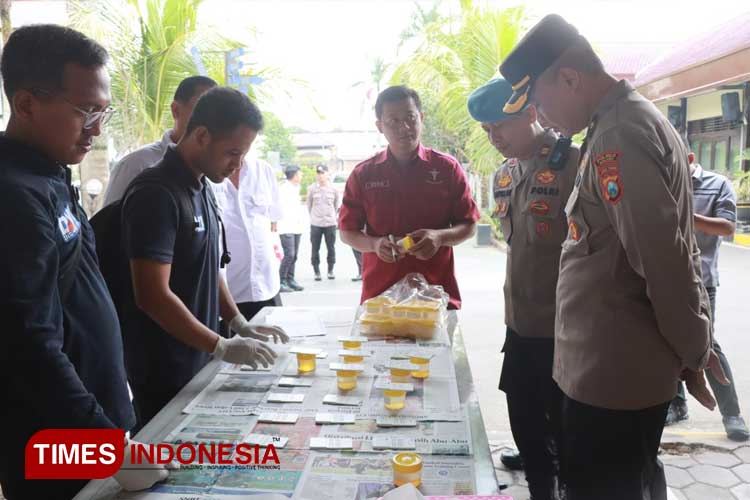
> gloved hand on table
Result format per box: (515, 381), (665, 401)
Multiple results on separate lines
(213, 335), (278, 370)
(229, 314), (289, 344)
(114, 439), (179, 491)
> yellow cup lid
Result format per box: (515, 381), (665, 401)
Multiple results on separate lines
(392, 452), (423, 472)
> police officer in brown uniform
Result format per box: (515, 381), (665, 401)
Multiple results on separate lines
(499, 14), (727, 499)
(468, 78), (579, 499)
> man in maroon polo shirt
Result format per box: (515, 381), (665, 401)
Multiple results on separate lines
(339, 85), (479, 309)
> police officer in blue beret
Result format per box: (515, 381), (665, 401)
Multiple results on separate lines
(499, 14), (725, 500)
(468, 78), (579, 500)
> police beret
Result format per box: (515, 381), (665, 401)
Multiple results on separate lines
(499, 14), (582, 114)
(467, 78), (516, 123)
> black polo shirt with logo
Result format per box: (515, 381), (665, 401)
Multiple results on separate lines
(121, 146), (220, 390)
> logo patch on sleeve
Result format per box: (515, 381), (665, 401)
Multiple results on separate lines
(497, 173), (512, 188)
(594, 151), (623, 205)
(535, 169), (556, 185)
(568, 220), (580, 241)
(57, 205), (81, 242)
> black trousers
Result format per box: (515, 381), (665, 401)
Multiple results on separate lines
(674, 286), (740, 416)
(560, 395), (669, 500)
(279, 233), (301, 282)
(310, 225), (336, 270)
(499, 329), (562, 499)
(353, 248), (363, 274)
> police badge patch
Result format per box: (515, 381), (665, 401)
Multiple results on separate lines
(594, 151), (623, 205)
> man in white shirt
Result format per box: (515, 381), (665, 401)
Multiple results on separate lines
(212, 155), (284, 320)
(103, 75), (217, 205)
(278, 165), (305, 292)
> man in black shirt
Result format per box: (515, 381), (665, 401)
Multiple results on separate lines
(0, 25), (169, 499)
(122, 87), (287, 432)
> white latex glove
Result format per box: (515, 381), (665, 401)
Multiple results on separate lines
(114, 440), (178, 491)
(230, 314), (289, 344)
(213, 335), (278, 370)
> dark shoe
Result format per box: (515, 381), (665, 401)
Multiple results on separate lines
(314, 270), (322, 281)
(724, 416), (750, 441)
(287, 279), (304, 291)
(279, 281), (294, 293)
(499, 449), (524, 471)
(665, 399), (689, 426)
(327, 271), (335, 280)
(351, 274), (362, 282)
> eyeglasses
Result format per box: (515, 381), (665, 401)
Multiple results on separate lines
(31, 88), (115, 130)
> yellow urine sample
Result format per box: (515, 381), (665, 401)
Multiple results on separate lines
(392, 452), (423, 487)
(342, 355), (364, 363)
(297, 353), (316, 373)
(384, 390), (406, 411)
(390, 367), (411, 383)
(342, 340), (362, 349)
(410, 357), (430, 379)
(337, 370), (358, 391)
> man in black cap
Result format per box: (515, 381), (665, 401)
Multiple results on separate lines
(307, 163), (340, 280)
(499, 13), (726, 500)
(468, 77), (579, 499)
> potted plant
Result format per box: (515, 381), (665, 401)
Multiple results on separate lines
(734, 170), (750, 222)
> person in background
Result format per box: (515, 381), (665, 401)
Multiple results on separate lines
(212, 154), (285, 320)
(307, 163), (340, 280)
(0, 24), (170, 499)
(103, 75), (217, 205)
(339, 85), (478, 310)
(278, 164), (305, 292)
(665, 152), (748, 441)
(352, 248), (363, 281)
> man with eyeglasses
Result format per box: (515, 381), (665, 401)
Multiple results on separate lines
(103, 75), (217, 205)
(339, 85), (479, 310)
(0, 24), (171, 499)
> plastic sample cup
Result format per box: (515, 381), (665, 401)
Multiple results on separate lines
(384, 390), (406, 411)
(410, 357), (430, 379)
(342, 355), (365, 363)
(392, 452), (423, 487)
(390, 367), (412, 383)
(337, 370), (358, 391)
(342, 340), (362, 349)
(297, 353), (316, 373)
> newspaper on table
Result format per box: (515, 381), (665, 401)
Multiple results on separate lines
(294, 452), (476, 500)
(164, 414), (258, 444)
(182, 374), (277, 415)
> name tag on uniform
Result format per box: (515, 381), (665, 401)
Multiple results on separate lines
(57, 205), (81, 242)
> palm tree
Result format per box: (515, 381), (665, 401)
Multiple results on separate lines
(392, 1), (527, 175)
(68, 0), (292, 156)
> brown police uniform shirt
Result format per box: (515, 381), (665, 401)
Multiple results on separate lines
(554, 80), (712, 411)
(494, 129), (580, 338)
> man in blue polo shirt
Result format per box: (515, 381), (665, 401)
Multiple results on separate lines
(665, 152), (748, 441)
(0, 24), (170, 499)
(121, 87), (288, 432)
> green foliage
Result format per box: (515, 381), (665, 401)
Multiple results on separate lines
(299, 165), (317, 197)
(480, 208), (502, 241)
(733, 167), (750, 203)
(259, 112), (297, 164)
(393, 2), (527, 175)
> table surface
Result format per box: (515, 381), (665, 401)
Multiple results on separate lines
(74, 307), (498, 499)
